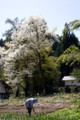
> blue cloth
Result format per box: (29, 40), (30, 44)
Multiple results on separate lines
(33, 98), (38, 103)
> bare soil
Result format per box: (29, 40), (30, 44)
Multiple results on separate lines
(0, 103), (69, 114)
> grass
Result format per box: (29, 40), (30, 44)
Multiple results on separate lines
(0, 93), (80, 119)
(0, 106), (80, 120)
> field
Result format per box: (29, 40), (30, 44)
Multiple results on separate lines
(0, 93), (80, 119)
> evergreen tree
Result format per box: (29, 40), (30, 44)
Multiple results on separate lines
(0, 38), (4, 47)
(55, 23), (79, 56)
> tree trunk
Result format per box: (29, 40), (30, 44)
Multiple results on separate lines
(20, 84), (29, 97)
(38, 52), (46, 95)
(35, 27), (46, 95)
(15, 89), (19, 97)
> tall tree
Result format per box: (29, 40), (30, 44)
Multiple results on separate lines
(4, 15), (58, 96)
(55, 23), (79, 56)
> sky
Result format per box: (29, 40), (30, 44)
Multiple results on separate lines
(0, 0), (80, 40)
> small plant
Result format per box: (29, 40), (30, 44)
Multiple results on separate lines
(1, 107), (80, 120)
(74, 98), (80, 108)
(59, 87), (65, 93)
(69, 86), (76, 93)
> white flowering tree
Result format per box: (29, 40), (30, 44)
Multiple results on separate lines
(4, 15), (58, 96)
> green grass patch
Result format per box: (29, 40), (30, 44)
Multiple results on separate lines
(0, 107), (80, 120)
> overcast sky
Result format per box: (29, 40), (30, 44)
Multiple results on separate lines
(0, 0), (80, 39)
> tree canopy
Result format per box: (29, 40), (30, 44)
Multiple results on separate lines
(2, 15), (59, 96)
(0, 17), (80, 96)
(55, 23), (79, 56)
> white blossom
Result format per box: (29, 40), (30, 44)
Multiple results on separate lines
(3, 15), (58, 93)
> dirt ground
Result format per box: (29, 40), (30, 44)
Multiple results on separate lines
(0, 103), (69, 114)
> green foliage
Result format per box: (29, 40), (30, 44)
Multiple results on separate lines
(31, 47), (60, 94)
(1, 107), (80, 120)
(69, 19), (80, 30)
(55, 23), (79, 57)
(62, 23), (70, 36)
(69, 86), (76, 93)
(73, 97), (80, 109)
(61, 23), (79, 51)
(71, 68), (80, 82)
(58, 45), (80, 67)
(3, 17), (19, 42)
(55, 43), (63, 56)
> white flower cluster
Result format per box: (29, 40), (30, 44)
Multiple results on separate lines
(1, 15), (58, 92)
